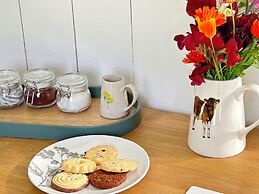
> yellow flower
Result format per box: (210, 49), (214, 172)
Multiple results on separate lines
(102, 90), (109, 97)
(102, 90), (114, 104)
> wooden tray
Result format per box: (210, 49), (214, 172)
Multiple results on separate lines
(0, 87), (141, 140)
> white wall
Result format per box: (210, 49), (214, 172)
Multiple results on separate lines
(73, 0), (133, 85)
(0, 0), (258, 125)
(0, 0), (26, 72)
(132, 0), (193, 114)
(243, 68), (259, 124)
(20, 0), (77, 73)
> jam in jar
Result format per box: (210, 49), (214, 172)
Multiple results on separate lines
(23, 68), (57, 108)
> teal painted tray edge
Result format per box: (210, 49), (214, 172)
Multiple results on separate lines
(0, 87), (141, 140)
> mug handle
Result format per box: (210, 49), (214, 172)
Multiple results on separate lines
(122, 84), (139, 112)
(234, 84), (259, 139)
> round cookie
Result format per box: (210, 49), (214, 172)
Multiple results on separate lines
(85, 145), (117, 165)
(51, 172), (89, 193)
(61, 158), (96, 174)
(89, 169), (127, 189)
(100, 159), (138, 173)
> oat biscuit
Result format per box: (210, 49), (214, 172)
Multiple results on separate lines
(100, 159), (138, 173)
(84, 145), (117, 165)
(61, 158), (96, 174)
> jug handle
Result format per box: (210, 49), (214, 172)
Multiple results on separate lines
(234, 84), (259, 139)
(122, 84), (138, 112)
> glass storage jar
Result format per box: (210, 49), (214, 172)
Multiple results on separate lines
(23, 68), (57, 108)
(0, 69), (24, 108)
(56, 73), (91, 113)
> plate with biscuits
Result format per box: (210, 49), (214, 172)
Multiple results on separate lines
(28, 135), (150, 194)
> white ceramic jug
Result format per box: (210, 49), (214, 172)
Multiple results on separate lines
(100, 74), (138, 119)
(188, 77), (259, 158)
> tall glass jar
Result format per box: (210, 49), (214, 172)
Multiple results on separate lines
(0, 70), (24, 108)
(23, 68), (57, 108)
(56, 73), (91, 113)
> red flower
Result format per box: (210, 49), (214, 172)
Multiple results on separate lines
(225, 38), (242, 67)
(174, 24), (206, 51)
(218, 54), (224, 62)
(183, 50), (206, 65)
(174, 34), (196, 51)
(190, 24), (207, 45)
(251, 19), (259, 38)
(186, 0), (216, 17)
(174, 24), (225, 51)
(184, 34), (197, 50)
(205, 34), (225, 50)
(234, 13), (257, 49)
(174, 35), (185, 50)
(189, 65), (211, 86)
(227, 52), (241, 67)
(225, 38), (238, 53)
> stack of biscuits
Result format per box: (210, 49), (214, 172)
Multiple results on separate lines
(51, 145), (138, 193)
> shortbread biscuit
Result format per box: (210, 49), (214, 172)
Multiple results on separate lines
(61, 158), (96, 174)
(100, 159), (138, 173)
(51, 172), (89, 193)
(89, 169), (127, 189)
(85, 145), (117, 165)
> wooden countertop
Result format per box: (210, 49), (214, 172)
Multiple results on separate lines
(1, 107), (259, 194)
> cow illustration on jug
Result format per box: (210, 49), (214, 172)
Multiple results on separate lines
(192, 96), (220, 138)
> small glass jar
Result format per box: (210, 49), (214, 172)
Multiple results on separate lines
(56, 73), (91, 113)
(0, 70), (24, 108)
(24, 68), (57, 108)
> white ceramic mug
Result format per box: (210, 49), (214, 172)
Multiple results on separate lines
(100, 74), (138, 119)
(188, 77), (259, 158)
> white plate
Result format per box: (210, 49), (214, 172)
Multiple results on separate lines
(28, 135), (150, 194)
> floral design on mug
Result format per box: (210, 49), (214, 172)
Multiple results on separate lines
(102, 90), (114, 109)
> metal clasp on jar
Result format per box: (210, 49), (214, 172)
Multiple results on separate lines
(56, 86), (71, 102)
(25, 81), (38, 105)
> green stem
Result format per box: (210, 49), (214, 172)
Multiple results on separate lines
(210, 38), (222, 80)
(230, 3), (236, 38)
(242, 38), (258, 63)
(245, 0), (249, 14)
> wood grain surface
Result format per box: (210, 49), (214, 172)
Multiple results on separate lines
(0, 99), (135, 126)
(0, 107), (259, 194)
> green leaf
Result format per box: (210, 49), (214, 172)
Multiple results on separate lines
(238, 0), (248, 8)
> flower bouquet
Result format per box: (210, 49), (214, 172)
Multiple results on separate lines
(174, 0), (259, 86)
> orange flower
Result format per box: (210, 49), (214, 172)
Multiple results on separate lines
(226, 0), (234, 3)
(198, 18), (217, 38)
(183, 50), (206, 64)
(251, 19), (259, 38)
(195, 6), (226, 38)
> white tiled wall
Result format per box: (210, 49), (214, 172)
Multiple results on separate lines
(0, 0), (26, 72)
(132, 0), (194, 114)
(73, 0), (133, 85)
(0, 0), (258, 125)
(20, 0), (77, 73)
